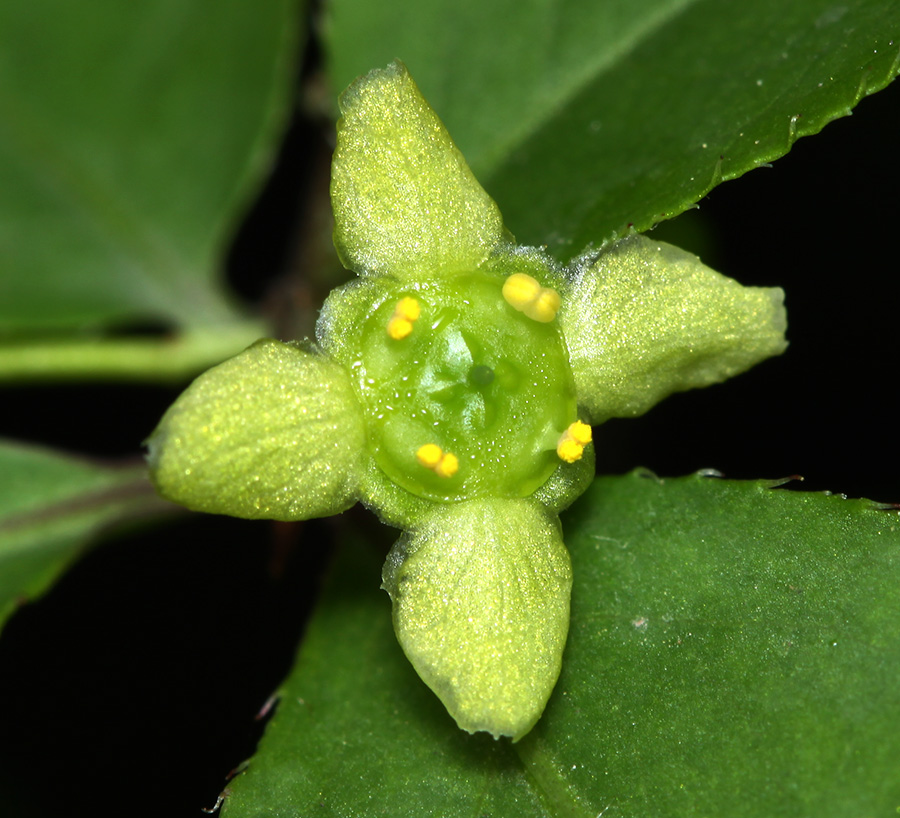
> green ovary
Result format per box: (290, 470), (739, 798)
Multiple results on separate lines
(354, 273), (577, 502)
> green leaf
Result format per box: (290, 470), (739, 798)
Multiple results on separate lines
(325, 0), (900, 257)
(0, 0), (300, 331)
(0, 441), (163, 633)
(221, 471), (900, 816)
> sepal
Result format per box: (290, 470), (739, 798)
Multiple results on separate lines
(147, 339), (365, 521)
(331, 61), (505, 280)
(561, 235), (788, 423)
(382, 498), (572, 740)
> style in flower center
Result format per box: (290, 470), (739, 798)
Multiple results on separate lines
(353, 272), (585, 502)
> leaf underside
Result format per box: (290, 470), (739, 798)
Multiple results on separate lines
(0, 0), (299, 332)
(0, 440), (165, 634)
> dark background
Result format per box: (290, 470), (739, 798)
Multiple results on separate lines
(0, 33), (897, 818)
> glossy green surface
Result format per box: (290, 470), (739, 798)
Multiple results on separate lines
(326, 0), (900, 257)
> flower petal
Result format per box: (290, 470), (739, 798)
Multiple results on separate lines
(147, 339), (365, 520)
(561, 235), (788, 423)
(382, 498), (571, 741)
(331, 61), (506, 280)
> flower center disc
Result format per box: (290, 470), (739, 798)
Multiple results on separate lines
(355, 273), (576, 502)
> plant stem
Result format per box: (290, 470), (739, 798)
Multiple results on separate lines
(0, 321), (268, 384)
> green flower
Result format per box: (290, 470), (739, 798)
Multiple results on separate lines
(147, 61), (787, 741)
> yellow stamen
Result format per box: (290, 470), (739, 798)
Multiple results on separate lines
(525, 287), (562, 323)
(387, 317), (414, 339)
(556, 421), (593, 463)
(502, 273), (542, 309)
(557, 438), (584, 464)
(416, 443), (443, 468)
(434, 452), (459, 478)
(395, 296), (420, 321)
(416, 444), (458, 478)
(567, 420), (592, 445)
(502, 273), (561, 322)
(387, 297), (421, 339)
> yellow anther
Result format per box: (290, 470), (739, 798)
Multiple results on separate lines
(557, 438), (584, 464)
(524, 287), (562, 323)
(395, 296), (420, 321)
(416, 444), (459, 478)
(416, 443), (443, 468)
(556, 421), (593, 463)
(502, 273), (542, 309)
(387, 297), (421, 339)
(502, 273), (561, 323)
(567, 420), (592, 446)
(387, 317), (414, 339)
(434, 452), (459, 478)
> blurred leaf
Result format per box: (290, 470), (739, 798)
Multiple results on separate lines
(0, 0), (301, 331)
(325, 0), (900, 257)
(222, 471), (900, 816)
(0, 441), (165, 633)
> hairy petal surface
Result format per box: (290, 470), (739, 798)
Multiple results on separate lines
(561, 235), (787, 423)
(147, 339), (365, 520)
(331, 61), (506, 279)
(382, 498), (572, 741)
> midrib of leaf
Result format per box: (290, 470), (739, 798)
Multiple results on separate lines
(0, 465), (162, 546)
(0, 87), (233, 326)
(0, 457), (172, 633)
(514, 737), (598, 818)
(474, 0), (696, 177)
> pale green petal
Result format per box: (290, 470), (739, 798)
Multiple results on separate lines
(382, 499), (571, 741)
(331, 61), (506, 280)
(561, 235), (788, 423)
(147, 339), (365, 521)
